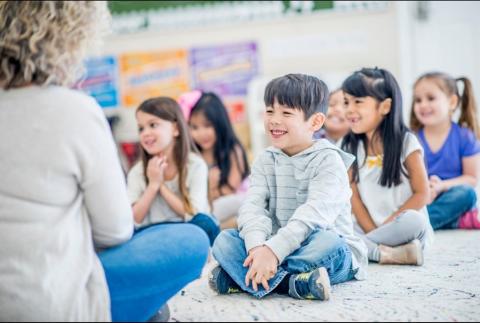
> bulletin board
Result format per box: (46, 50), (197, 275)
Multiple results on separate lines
(190, 41), (259, 124)
(76, 56), (120, 109)
(118, 49), (191, 107)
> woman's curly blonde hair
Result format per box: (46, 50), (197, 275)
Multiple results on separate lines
(0, 1), (110, 89)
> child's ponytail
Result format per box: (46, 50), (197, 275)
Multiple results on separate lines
(457, 77), (480, 138)
(409, 100), (423, 133)
(411, 72), (479, 138)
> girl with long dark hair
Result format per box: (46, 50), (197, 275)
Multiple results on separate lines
(179, 91), (250, 229)
(342, 67), (434, 265)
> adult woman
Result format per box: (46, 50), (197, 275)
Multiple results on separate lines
(0, 2), (209, 321)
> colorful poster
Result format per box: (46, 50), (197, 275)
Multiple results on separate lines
(119, 50), (190, 107)
(77, 56), (119, 108)
(190, 42), (259, 97)
(190, 42), (258, 124)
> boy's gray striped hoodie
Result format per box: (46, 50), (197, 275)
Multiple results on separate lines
(238, 139), (368, 280)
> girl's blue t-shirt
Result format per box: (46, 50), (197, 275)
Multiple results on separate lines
(418, 122), (480, 180)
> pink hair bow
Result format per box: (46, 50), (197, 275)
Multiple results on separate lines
(177, 90), (202, 120)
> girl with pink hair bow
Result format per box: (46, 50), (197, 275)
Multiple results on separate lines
(178, 90), (250, 229)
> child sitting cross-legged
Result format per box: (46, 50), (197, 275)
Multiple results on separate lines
(209, 74), (368, 300)
(342, 67), (434, 266)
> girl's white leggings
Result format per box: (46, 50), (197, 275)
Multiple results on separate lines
(357, 210), (429, 262)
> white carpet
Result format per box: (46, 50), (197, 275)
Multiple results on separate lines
(168, 230), (479, 322)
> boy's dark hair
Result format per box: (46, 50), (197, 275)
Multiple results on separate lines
(264, 74), (329, 119)
(341, 67), (409, 188)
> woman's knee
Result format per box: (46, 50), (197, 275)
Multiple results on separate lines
(165, 224), (210, 267)
(164, 225), (210, 280)
(183, 223), (210, 253)
(101, 224), (210, 282)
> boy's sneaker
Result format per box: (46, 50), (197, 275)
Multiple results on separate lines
(208, 265), (242, 294)
(288, 267), (331, 301)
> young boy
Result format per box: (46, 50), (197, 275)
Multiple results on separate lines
(209, 74), (368, 300)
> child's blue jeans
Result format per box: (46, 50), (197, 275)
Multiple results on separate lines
(135, 213), (220, 246)
(189, 213), (221, 246)
(98, 223), (210, 322)
(212, 229), (356, 298)
(427, 185), (477, 230)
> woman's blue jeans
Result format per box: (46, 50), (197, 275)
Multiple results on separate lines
(98, 223), (210, 322)
(212, 229), (356, 298)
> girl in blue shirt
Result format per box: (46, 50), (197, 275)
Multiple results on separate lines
(410, 72), (480, 230)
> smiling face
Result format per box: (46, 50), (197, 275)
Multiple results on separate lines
(324, 90), (350, 138)
(189, 111), (217, 151)
(344, 93), (386, 138)
(136, 110), (179, 156)
(413, 78), (458, 127)
(264, 100), (323, 156)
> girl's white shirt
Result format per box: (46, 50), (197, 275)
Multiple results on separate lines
(355, 132), (434, 248)
(127, 152), (210, 227)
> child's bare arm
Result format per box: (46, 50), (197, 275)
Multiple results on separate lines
(210, 146), (246, 199)
(383, 150), (429, 224)
(437, 154), (480, 190)
(132, 184), (161, 223)
(349, 169), (377, 233)
(162, 158), (210, 219)
(159, 184), (187, 218)
(132, 157), (167, 223)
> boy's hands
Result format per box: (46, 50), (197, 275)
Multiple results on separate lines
(244, 246), (279, 292)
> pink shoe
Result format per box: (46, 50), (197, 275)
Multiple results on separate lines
(458, 208), (480, 229)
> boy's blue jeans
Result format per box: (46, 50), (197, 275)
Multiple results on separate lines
(98, 223), (210, 322)
(212, 229), (356, 298)
(427, 185), (477, 230)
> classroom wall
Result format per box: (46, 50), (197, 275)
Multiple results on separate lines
(98, 1), (480, 158)
(410, 1), (480, 108)
(100, 2), (403, 153)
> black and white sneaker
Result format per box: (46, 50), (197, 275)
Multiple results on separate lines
(208, 265), (242, 294)
(288, 267), (331, 301)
